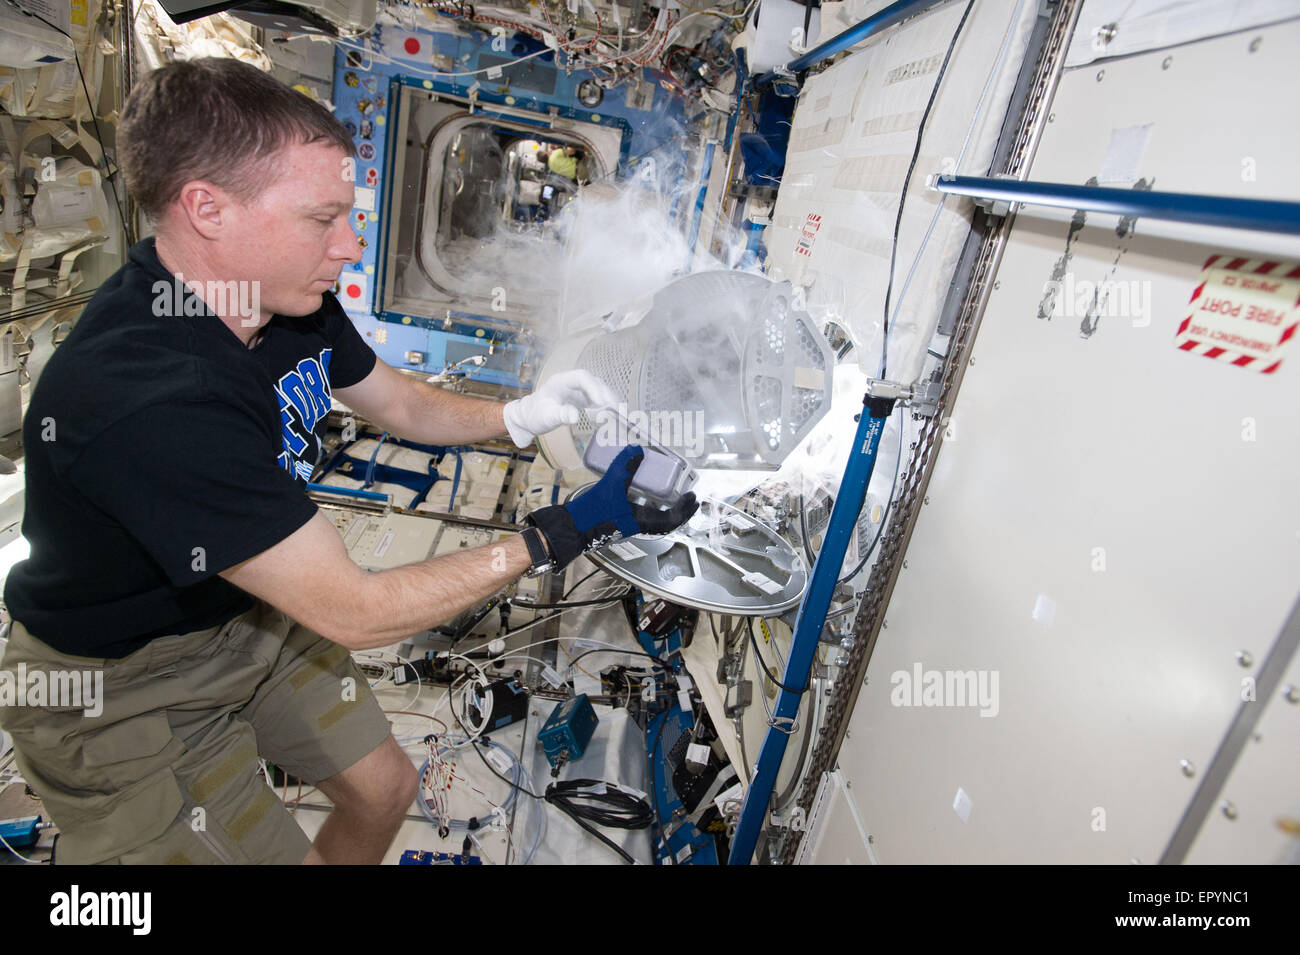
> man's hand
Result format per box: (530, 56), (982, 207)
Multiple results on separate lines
(502, 370), (620, 448)
(525, 444), (698, 571)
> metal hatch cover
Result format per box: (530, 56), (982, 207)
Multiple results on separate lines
(579, 490), (809, 615)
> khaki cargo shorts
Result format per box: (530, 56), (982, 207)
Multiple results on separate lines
(0, 600), (392, 864)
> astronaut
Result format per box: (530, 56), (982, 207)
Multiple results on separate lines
(0, 58), (696, 865)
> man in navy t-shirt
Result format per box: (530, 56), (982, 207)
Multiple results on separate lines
(0, 58), (694, 865)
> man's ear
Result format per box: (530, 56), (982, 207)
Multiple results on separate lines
(174, 180), (232, 240)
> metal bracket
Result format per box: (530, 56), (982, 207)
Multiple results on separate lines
(865, 378), (921, 403)
(908, 376), (944, 418)
(929, 173), (1019, 217)
(769, 805), (807, 831)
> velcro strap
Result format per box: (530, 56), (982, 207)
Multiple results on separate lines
(526, 505), (584, 571)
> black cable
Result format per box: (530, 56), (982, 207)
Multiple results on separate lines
(747, 617), (805, 694)
(447, 670), (659, 866)
(545, 781), (653, 829)
(0, 290), (97, 326)
(880, 0), (975, 380)
(797, 404), (905, 585)
(452, 575), (627, 645)
(446, 596), (503, 642)
(543, 778), (654, 864)
(514, 594), (629, 610)
(562, 567), (602, 598)
(837, 502), (891, 582)
(837, 405), (906, 583)
(544, 793), (637, 864)
(446, 703), (634, 864)
(4, 0), (131, 244)
(446, 686), (542, 800)
(566, 646), (670, 672)
(498, 599), (622, 636)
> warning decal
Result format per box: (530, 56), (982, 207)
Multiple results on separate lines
(1174, 256), (1299, 374)
(795, 213), (822, 258)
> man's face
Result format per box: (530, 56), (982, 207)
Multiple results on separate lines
(220, 140), (362, 319)
(564, 146), (577, 157)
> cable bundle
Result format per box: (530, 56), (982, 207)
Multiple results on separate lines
(543, 778), (653, 864)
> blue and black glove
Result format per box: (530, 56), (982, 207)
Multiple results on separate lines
(526, 445), (698, 571)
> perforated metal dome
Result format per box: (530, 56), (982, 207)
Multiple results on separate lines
(566, 271), (834, 469)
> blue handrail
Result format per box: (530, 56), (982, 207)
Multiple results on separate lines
(757, 0), (947, 85)
(932, 175), (1300, 236)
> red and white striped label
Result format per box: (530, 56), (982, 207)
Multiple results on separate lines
(1174, 255), (1299, 374)
(795, 213), (822, 258)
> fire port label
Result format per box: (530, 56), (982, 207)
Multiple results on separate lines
(1174, 256), (1299, 374)
(795, 213), (822, 258)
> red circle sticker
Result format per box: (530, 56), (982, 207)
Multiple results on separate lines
(404, 37), (420, 54)
(346, 284), (361, 298)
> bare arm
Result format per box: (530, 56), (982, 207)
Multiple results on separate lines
(220, 509), (532, 649)
(333, 359), (508, 445)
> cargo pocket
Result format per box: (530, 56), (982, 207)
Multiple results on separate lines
(53, 765), (186, 865)
(80, 709), (183, 791)
(38, 710), (185, 865)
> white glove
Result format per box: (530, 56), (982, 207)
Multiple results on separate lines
(502, 370), (621, 448)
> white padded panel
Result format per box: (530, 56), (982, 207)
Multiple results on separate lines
(763, 0), (1038, 383)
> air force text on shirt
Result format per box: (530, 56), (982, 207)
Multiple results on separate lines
(277, 347), (333, 481)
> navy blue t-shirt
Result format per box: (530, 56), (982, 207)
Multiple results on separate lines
(3, 238), (377, 657)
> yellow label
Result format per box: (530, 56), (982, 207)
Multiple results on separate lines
(71, 0), (87, 27)
(86, 216), (102, 232)
(77, 170), (93, 186)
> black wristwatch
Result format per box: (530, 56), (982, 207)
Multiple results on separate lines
(520, 525), (553, 578)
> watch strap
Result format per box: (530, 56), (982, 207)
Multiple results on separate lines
(520, 525), (552, 575)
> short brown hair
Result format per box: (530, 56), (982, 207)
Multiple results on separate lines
(119, 57), (355, 222)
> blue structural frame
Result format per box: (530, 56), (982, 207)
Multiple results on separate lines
(306, 483), (391, 504)
(728, 393), (898, 865)
(327, 20), (693, 383)
(933, 175), (1300, 236)
(311, 431), (531, 512)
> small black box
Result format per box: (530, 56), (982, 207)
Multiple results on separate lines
(467, 679), (530, 735)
